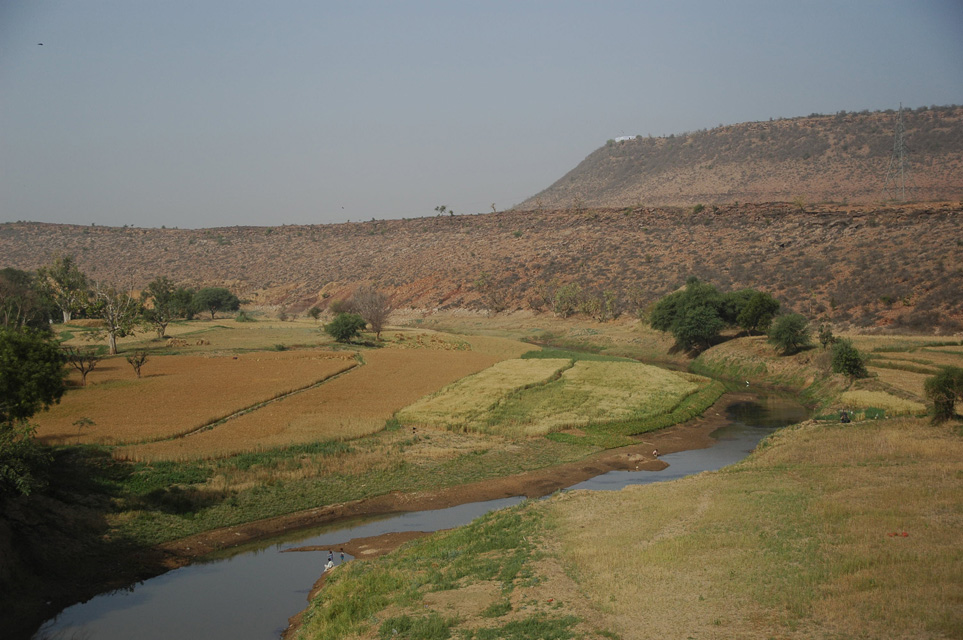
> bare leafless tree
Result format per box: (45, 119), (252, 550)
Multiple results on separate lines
(63, 346), (100, 387)
(352, 287), (392, 340)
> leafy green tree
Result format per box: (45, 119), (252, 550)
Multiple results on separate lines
(37, 255), (89, 323)
(1, 327), (65, 497)
(172, 286), (198, 320)
(924, 366), (963, 423)
(324, 312), (366, 343)
(193, 287), (240, 320)
(817, 324), (837, 349)
(675, 305), (726, 350)
(552, 283), (582, 318)
(0, 328), (66, 423)
(649, 278), (726, 350)
(0, 268), (52, 329)
(140, 276), (180, 338)
(736, 291), (781, 334)
(830, 339), (868, 379)
(307, 306), (322, 322)
(768, 313), (811, 355)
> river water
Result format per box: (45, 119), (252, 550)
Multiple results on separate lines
(34, 394), (807, 640)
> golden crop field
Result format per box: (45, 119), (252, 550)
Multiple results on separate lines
(840, 390), (927, 415)
(396, 358), (571, 429)
(398, 359), (707, 437)
(882, 349), (963, 369)
(116, 347), (500, 461)
(33, 351), (357, 445)
(868, 366), (932, 399)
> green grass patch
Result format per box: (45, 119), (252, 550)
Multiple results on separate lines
(296, 503), (545, 640)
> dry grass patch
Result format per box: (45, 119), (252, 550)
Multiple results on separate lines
(868, 367), (931, 399)
(33, 351), (356, 445)
(839, 390), (927, 415)
(545, 418), (963, 639)
(117, 348), (498, 461)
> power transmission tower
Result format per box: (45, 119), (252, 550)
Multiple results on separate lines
(882, 103), (914, 202)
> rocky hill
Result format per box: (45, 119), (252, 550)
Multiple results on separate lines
(1, 201), (961, 333)
(519, 106), (963, 209)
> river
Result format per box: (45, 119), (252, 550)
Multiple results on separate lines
(34, 394), (807, 640)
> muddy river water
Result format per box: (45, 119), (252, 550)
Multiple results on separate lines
(35, 394), (807, 639)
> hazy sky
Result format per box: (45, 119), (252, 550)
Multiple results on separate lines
(2, 1), (962, 229)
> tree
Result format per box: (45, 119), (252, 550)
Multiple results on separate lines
(768, 313), (811, 355)
(91, 282), (141, 355)
(736, 291), (781, 334)
(817, 324), (837, 349)
(37, 255), (89, 323)
(353, 287), (392, 340)
(924, 366), (963, 423)
(125, 350), (149, 378)
(649, 278), (726, 350)
(675, 305), (726, 351)
(553, 283), (582, 318)
(324, 312), (366, 343)
(830, 339), (868, 379)
(0, 327), (66, 423)
(1, 327), (65, 497)
(171, 286), (198, 320)
(193, 287), (240, 320)
(140, 276), (180, 339)
(0, 268), (51, 329)
(307, 306), (322, 322)
(63, 346), (100, 386)
(473, 272), (509, 315)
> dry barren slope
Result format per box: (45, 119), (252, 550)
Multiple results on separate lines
(1, 201), (961, 332)
(520, 106), (963, 209)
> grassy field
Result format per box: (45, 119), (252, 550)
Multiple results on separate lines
(295, 417), (963, 640)
(398, 356), (711, 437)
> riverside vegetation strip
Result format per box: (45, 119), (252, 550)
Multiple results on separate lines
(293, 417), (963, 640)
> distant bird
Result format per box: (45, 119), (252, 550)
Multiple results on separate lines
(37, 43), (43, 46)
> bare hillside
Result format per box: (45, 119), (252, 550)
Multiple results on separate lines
(1, 201), (961, 332)
(519, 106), (963, 209)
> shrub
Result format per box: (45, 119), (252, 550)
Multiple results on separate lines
(924, 366), (963, 423)
(324, 312), (366, 343)
(768, 313), (811, 355)
(830, 339), (868, 379)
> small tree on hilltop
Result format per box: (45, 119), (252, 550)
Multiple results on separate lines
(768, 313), (811, 355)
(324, 312), (366, 343)
(924, 366), (963, 423)
(830, 339), (868, 379)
